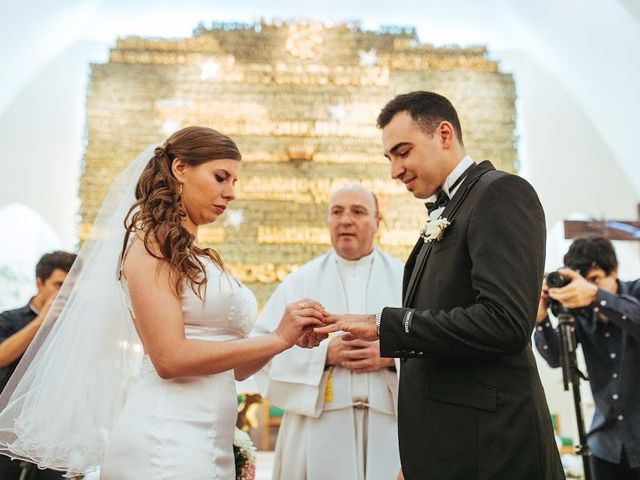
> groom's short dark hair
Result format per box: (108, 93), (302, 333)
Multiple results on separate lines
(377, 91), (464, 146)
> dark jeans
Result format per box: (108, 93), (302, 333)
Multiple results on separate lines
(593, 450), (640, 480)
(0, 454), (64, 480)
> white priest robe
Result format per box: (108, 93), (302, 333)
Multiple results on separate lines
(253, 248), (403, 480)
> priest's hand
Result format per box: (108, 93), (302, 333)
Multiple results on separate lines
(339, 338), (393, 372)
(315, 314), (378, 341)
(326, 334), (346, 365)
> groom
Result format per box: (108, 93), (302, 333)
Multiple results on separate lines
(316, 91), (565, 479)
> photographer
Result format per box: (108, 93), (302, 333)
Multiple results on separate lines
(0, 250), (76, 479)
(535, 236), (640, 480)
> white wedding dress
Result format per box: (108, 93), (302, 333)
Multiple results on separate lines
(100, 259), (257, 480)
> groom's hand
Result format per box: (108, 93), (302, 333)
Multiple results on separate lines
(314, 314), (378, 341)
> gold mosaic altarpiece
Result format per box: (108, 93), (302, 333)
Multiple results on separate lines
(80, 20), (517, 307)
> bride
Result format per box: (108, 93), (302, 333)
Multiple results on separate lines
(0, 126), (325, 479)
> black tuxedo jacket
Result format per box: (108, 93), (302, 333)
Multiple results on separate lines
(380, 161), (565, 479)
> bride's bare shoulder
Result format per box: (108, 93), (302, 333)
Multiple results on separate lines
(122, 232), (165, 276)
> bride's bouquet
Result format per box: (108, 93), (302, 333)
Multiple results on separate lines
(233, 427), (257, 480)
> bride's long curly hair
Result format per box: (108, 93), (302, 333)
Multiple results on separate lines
(120, 126), (241, 299)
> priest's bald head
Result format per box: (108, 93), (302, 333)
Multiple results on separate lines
(327, 185), (381, 261)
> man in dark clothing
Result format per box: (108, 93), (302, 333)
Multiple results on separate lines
(318, 91), (564, 479)
(0, 250), (76, 479)
(535, 236), (640, 480)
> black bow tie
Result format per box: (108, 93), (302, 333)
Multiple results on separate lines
(425, 189), (449, 215)
(424, 166), (474, 215)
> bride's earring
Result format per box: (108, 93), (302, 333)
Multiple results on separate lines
(176, 183), (184, 208)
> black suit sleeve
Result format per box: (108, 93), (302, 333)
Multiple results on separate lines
(380, 175), (545, 358)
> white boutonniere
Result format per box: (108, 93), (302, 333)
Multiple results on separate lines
(420, 217), (451, 243)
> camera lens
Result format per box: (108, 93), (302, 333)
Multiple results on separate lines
(546, 271), (570, 288)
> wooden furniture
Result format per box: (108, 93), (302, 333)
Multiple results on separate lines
(260, 401), (284, 451)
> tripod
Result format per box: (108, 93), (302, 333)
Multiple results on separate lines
(17, 461), (36, 480)
(555, 309), (594, 480)
(16, 461), (82, 480)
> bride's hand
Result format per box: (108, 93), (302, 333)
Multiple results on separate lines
(274, 299), (326, 347)
(295, 330), (329, 349)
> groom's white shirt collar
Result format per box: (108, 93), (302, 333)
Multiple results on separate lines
(426, 155), (474, 220)
(442, 155), (474, 199)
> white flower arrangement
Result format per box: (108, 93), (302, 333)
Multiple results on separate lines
(233, 427), (257, 480)
(420, 217), (451, 243)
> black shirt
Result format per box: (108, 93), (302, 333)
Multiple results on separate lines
(534, 278), (640, 468)
(0, 304), (65, 479)
(0, 303), (37, 394)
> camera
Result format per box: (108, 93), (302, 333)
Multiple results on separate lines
(546, 271), (570, 289)
(545, 270), (572, 317)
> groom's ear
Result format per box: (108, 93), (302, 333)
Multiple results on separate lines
(171, 157), (187, 182)
(437, 121), (455, 149)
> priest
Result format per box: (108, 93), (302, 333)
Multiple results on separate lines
(253, 185), (403, 480)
